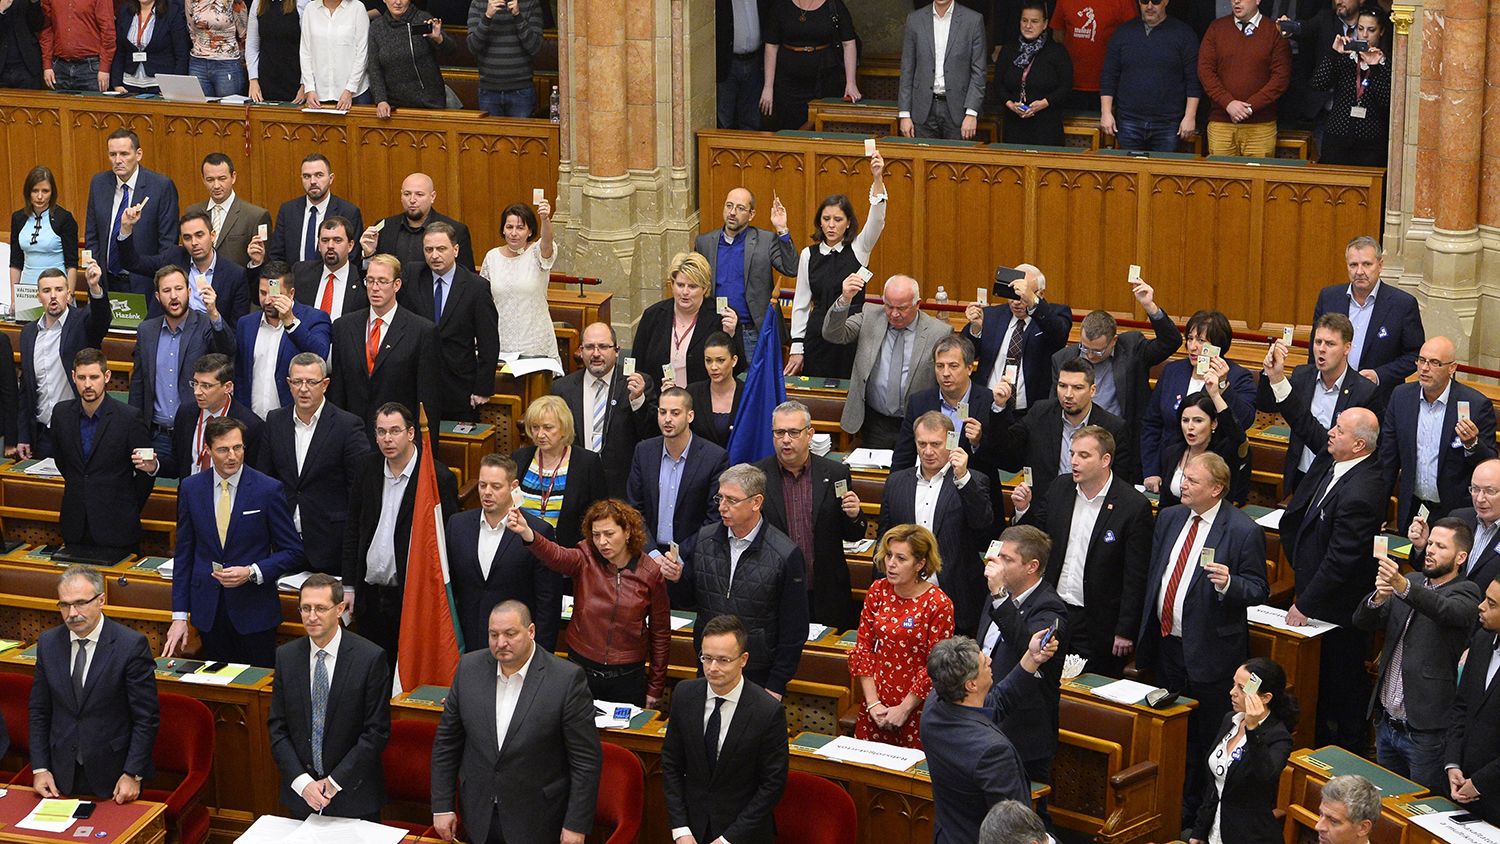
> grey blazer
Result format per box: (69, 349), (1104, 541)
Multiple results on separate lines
(693, 226), (796, 329)
(185, 196), (272, 268)
(898, 3), (988, 127)
(822, 303), (952, 433)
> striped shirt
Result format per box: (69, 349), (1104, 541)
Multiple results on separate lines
(465, 0), (544, 93)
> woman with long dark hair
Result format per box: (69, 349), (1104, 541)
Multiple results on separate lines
(1159, 393), (1249, 508)
(9, 166), (78, 289)
(1190, 657), (1298, 844)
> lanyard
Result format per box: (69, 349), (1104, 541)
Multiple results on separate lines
(1353, 62), (1370, 104)
(537, 446), (567, 512)
(1019, 58), (1035, 100)
(135, 6), (154, 48)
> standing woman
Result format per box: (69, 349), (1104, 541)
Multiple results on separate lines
(788, 149), (887, 379)
(633, 252), (742, 388)
(109, 0), (190, 94)
(686, 332), (744, 448)
(760, 0), (861, 131)
(246, 0), (304, 102)
(510, 395), (607, 548)
(186, 0), (250, 96)
(480, 198), (561, 368)
(994, 0), (1072, 147)
(299, 0), (371, 108)
(1158, 391), (1249, 509)
(1311, 7), (1390, 167)
(1190, 658), (1297, 844)
(9, 166), (78, 290)
(367, 0), (452, 116)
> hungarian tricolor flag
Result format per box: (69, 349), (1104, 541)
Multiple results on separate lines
(394, 407), (464, 695)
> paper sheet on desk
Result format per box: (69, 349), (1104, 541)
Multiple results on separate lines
(500, 354), (564, 377)
(669, 614), (693, 631)
(594, 700), (642, 729)
(1408, 811), (1500, 844)
(1254, 508), (1284, 530)
(21, 457), (61, 477)
(843, 538), (875, 554)
(1247, 604), (1337, 637)
(814, 736), (925, 772)
(16, 797), (79, 832)
(182, 662), (248, 685)
(1090, 678), (1161, 705)
(236, 816), (304, 842)
(844, 448), (893, 469)
(289, 814), (408, 844)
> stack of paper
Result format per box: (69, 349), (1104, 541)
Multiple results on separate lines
(808, 624), (831, 641)
(845, 448), (893, 469)
(1254, 509), (1285, 529)
(813, 736), (925, 772)
(17, 798), (79, 832)
(500, 354), (565, 377)
(21, 458), (61, 477)
(277, 571), (341, 593)
(842, 538), (876, 554)
(237, 814), (408, 844)
(1091, 678), (1160, 705)
(1246, 604), (1337, 637)
(182, 662), (249, 685)
(1407, 810), (1500, 844)
(669, 614), (694, 631)
(157, 558), (175, 580)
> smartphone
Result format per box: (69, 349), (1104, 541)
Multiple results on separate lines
(976, 287), (989, 306)
(1017, 103), (1031, 112)
(622, 357), (636, 377)
(986, 539), (1003, 558)
(945, 430), (960, 450)
(1278, 18), (1303, 35)
(1373, 535), (1389, 556)
(205, 661), (228, 672)
(267, 278), (281, 299)
(1453, 813), (1484, 825)
(1242, 672), (1262, 697)
(1039, 618), (1059, 649)
(1347, 38), (1370, 51)
(822, 378), (840, 388)
(834, 479), (849, 498)
(993, 266), (1026, 298)
(411, 19), (433, 34)
(73, 803), (96, 820)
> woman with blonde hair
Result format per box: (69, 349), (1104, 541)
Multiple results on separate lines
(509, 394), (607, 547)
(631, 251), (744, 387)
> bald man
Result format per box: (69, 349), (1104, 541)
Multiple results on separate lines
(823, 273), (954, 449)
(361, 173), (475, 271)
(1378, 336), (1496, 531)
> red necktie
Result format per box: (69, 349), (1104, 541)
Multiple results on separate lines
(319, 273), (336, 314)
(366, 318), (383, 373)
(195, 413), (211, 472)
(1159, 515), (1201, 637)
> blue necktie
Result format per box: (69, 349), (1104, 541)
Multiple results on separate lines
(303, 205), (319, 262)
(433, 277), (445, 323)
(311, 649), (329, 774)
(108, 183), (130, 275)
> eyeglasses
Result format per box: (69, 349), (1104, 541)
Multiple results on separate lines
(299, 603), (339, 616)
(210, 443), (245, 456)
(1470, 485), (1500, 497)
(365, 278), (397, 288)
(1078, 343), (1110, 359)
(1414, 357), (1455, 368)
(771, 426), (810, 439)
(699, 654), (742, 666)
(189, 379), (223, 391)
(712, 493), (753, 508)
(374, 426), (412, 439)
(286, 377), (328, 389)
(580, 344), (617, 353)
(58, 593), (103, 611)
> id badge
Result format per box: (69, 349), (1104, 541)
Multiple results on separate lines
(1349, 106), (1367, 119)
(132, 51), (149, 63)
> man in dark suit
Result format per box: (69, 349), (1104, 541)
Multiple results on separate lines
(1408, 460), (1500, 591)
(360, 173), (474, 271)
(328, 255), (443, 438)
(1312, 236), (1425, 409)
(1379, 335), (1497, 530)
(892, 335), (998, 490)
(1258, 312), (1380, 494)
(0, 0), (43, 89)
(1445, 577), (1500, 823)
(662, 614), (789, 844)
(1280, 406), (1387, 750)
(996, 357), (1135, 496)
(396, 222), (499, 423)
(185, 152), (272, 268)
(166, 353), (264, 479)
(85, 128), (180, 294)
(268, 573), (391, 819)
(257, 352), (370, 575)
(962, 265), (1073, 412)
(53, 348), (157, 557)
(16, 266), (112, 460)
(880, 411), (993, 636)
(430, 600), (601, 844)
(344, 403), (459, 666)
(268, 153), (364, 267)
(754, 400), (865, 631)
(693, 188), (796, 361)
(1136, 452), (1270, 825)
(1011, 424), (1154, 677)
(164, 416), (304, 668)
(1354, 517), (1481, 796)
(553, 321), (654, 498)
(627, 387), (727, 565)
(118, 208), (253, 324)
(235, 262), (334, 418)
(29, 565), (158, 801)
(252, 216), (369, 323)
(447, 453), (559, 652)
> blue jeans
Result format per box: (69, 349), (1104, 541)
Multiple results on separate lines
(51, 57), (101, 92)
(150, 429), (175, 472)
(479, 86), (537, 118)
(739, 316), (759, 364)
(1376, 716), (1447, 796)
(1115, 116), (1182, 153)
(189, 56), (246, 98)
(717, 52), (763, 130)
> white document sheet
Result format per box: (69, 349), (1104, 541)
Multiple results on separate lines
(813, 736), (925, 772)
(1254, 508), (1284, 529)
(1091, 678), (1161, 705)
(288, 814), (408, 844)
(845, 448), (893, 469)
(1246, 604), (1337, 637)
(236, 816), (304, 842)
(1408, 811), (1500, 844)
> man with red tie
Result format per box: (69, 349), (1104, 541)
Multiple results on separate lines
(247, 215), (367, 322)
(166, 353), (264, 479)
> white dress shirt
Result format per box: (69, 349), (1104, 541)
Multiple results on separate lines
(33, 613), (106, 777)
(1157, 500), (1223, 637)
(1055, 476), (1112, 607)
(477, 510), (508, 579)
(728, 519), (764, 582)
(363, 450), (417, 587)
(107, 167), (142, 268)
(670, 675), (747, 841)
(289, 625), (343, 796)
(299, 0), (369, 98)
(252, 316), (286, 418)
(291, 400), (324, 532)
(207, 192), (237, 246)
(33, 308), (71, 428)
(985, 316), (1030, 410)
(495, 644), (537, 754)
(981, 578), (1042, 654)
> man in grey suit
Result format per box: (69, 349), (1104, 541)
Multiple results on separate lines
(898, 0), (988, 140)
(430, 600), (600, 844)
(184, 153), (272, 268)
(823, 273), (953, 448)
(692, 188), (797, 362)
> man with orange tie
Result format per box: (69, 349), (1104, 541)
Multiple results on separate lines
(166, 353), (264, 479)
(327, 254), (442, 440)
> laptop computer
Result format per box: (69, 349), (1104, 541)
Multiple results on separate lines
(155, 73), (211, 103)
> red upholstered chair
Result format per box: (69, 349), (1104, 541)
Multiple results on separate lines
(0, 673), (32, 786)
(141, 693), (214, 844)
(381, 719), (438, 836)
(774, 771), (857, 844)
(594, 742), (644, 844)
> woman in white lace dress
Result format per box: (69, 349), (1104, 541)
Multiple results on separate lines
(479, 197), (560, 365)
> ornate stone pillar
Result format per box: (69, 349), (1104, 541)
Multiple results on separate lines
(1381, 5), (1414, 263)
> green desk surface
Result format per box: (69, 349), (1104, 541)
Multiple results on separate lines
(1397, 796), (1460, 815)
(1302, 746), (1424, 796)
(775, 130), (869, 141)
(882, 136), (981, 148)
(816, 97), (898, 108)
(1206, 155), (1308, 167)
(14, 644), (37, 661)
(405, 684), (450, 706)
(128, 556), (170, 572)
(1068, 672), (1196, 707)
(671, 610), (696, 633)
(1094, 148), (1198, 161)
(439, 420), (494, 436)
(1256, 425), (1292, 442)
(990, 142), (1079, 154)
(152, 657), (270, 686)
(786, 376), (851, 392)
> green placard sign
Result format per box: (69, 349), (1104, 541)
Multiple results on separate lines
(108, 292), (149, 329)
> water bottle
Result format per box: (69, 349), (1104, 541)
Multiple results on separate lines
(935, 285), (948, 303)
(549, 86), (560, 123)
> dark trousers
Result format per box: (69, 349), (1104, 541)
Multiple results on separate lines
(1407, 495), (1447, 532)
(1316, 625), (1372, 752)
(355, 581), (405, 670)
(1115, 116), (1182, 152)
(1064, 603), (1126, 678)
(72, 760), (113, 799)
(914, 97), (962, 140)
(28, 422), (55, 459)
(717, 52), (763, 130)
(0, 64), (42, 89)
(570, 652), (647, 706)
(1154, 636), (1234, 827)
(859, 407), (903, 450)
(198, 589), (277, 667)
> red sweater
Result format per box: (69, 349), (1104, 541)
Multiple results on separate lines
(1196, 15), (1291, 124)
(40, 0), (116, 68)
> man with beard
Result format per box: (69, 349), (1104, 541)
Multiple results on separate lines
(16, 265), (112, 460)
(551, 322), (654, 498)
(360, 172), (475, 270)
(255, 216), (369, 322)
(268, 153), (364, 266)
(994, 357), (1134, 500)
(234, 262), (333, 418)
(693, 187), (796, 362)
(1409, 460), (1500, 590)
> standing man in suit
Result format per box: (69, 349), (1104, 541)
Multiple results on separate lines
(1408, 460), (1500, 591)
(1379, 335), (1497, 530)
(897, 0), (988, 139)
(396, 222), (499, 423)
(628, 387), (727, 566)
(430, 600), (601, 844)
(1011, 424), (1154, 677)
(257, 353), (370, 574)
(1445, 577), (1500, 823)
(961, 266), (1072, 415)
(360, 173), (474, 270)
(823, 273), (953, 448)
(880, 412), (993, 636)
(16, 266), (112, 460)
(1136, 452), (1270, 826)
(328, 254), (443, 437)
(1280, 407), (1387, 750)
(1312, 236), (1425, 408)
(85, 128), (179, 294)
(164, 416), (304, 667)
(118, 207), (253, 324)
(693, 188), (795, 362)
(447, 454), (559, 653)
(185, 152), (271, 268)
(268, 573), (391, 819)
(552, 321), (654, 498)
(662, 614), (789, 844)
(1354, 517), (1481, 795)
(268, 153), (364, 266)
(29, 565), (158, 802)
(1258, 312), (1379, 494)
(893, 335), (994, 474)
(166, 353), (264, 479)
(248, 216), (368, 322)
(236, 262), (334, 418)
(996, 357), (1135, 495)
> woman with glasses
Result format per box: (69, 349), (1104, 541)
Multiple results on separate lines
(687, 332), (744, 447)
(480, 198), (561, 369)
(510, 395), (606, 548)
(1159, 392), (1248, 509)
(634, 252), (743, 388)
(849, 523), (954, 749)
(505, 497), (670, 707)
(10, 166), (78, 291)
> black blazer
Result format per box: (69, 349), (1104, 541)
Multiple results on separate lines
(374, 209), (475, 271)
(445, 507), (560, 653)
(270, 195), (365, 266)
(1410, 507), (1500, 594)
(1157, 418), (1249, 508)
(1279, 455), (1387, 625)
(292, 260), (369, 317)
(1352, 573), (1481, 731)
(976, 577), (1068, 765)
(1256, 365), (1380, 494)
(994, 39), (1073, 145)
(267, 629), (391, 818)
(256, 402), (371, 574)
(1141, 359), (1258, 481)
(661, 677), (789, 844)
(685, 378), (744, 448)
(754, 454), (866, 631)
(551, 365), (657, 499)
(714, 0), (771, 81)
(342, 450), (459, 588)
(108, 0), (190, 89)
(52, 396), (155, 549)
(0, 334), (21, 444)
(626, 434), (727, 562)
(1379, 380), (1498, 529)
(0, 0), (43, 78)
(631, 298), (745, 387)
(9, 206), (79, 274)
(510, 445), (608, 548)
(891, 383), (995, 473)
(960, 299), (1074, 406)
(118, 233), (254, 325)
(879, 467), (993, 637)
(18, 297), (113, 446)
(328, 306), (443, 436)
(995, 398), (1135, 495)
(397, 262), (500, 419)
(1052, 305), (1182, 464)
(128, 309), (235, 425)
(1445, 627), (1500, 825)
(166, 397), (263, 479)
(1190, 714), (1294, 844)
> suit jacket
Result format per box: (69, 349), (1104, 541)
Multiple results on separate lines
(396, 262), (500, 418)
(1136, 503), (1270, 685)
(1141, 358), (1258, 480)
(28, 618), (158, 797)
(118, 235), (253, 325)
(293, 260), (369, 318)
(173, 466), (305, 635)
(713, 0), (770, 80)
(1158, 418), (1250, 509)
(1052, 305), (1183, 458)
(52, 396), (155, 549)
(108, 0), (189, 88)
(128, 310), (235, 425)
(0, 333), (20, 444)
(446, 508), (560, 653)
(1312, 282), (1424, 405)
(430, 646), (602, 844)
(754, 454), (866, 630)
(551, 365), (656, 499)
(898, 3), (988, 128)
(1255, 365), (1380, 494)
(1446, 628), (1500, 825)
(879, 467), (993, 637)
(961, 300), (1073, 407)
(1190, 714), (1293, 844)
(374, 209), (474, 270)
(1379, 380), (1498, 529)
(85, 166), (180, 294)
(509, 445), (608, 548)
(891, 383), (996, 476)
(343, 451), (459, 589)
(0, 0), (43, 78)
(166, 396), (264, 479)
(267, 629), (391, 817)
(976, 578), (1068, 764)
(632, 298), (746, 387)
(686, 378), (744, 448)
(257, 401), (371, 573)
(184, 195), (272, 268)
(269, 194), (364, 266)
(1279, 455), (1387, 625)
(18, 298), (113, 446)
(1352, 573), (1481, 730)
(328, 305), (443, 435)
(1409, 507), (1500, 594)
(822, 305), (952, 432)
(661, 677), (789, 844)
(693, 226), (796, 335)
(234, 304), (334, 411)
(996, 398), (1135, 495)
(627, 434), (727, 563)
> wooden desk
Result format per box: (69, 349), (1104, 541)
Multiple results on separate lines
(1247, 622), (1322, 750)
(1386, 796), (1465, 844)
(0, 785), (167, 844)
(1280, 747), (1427, 844)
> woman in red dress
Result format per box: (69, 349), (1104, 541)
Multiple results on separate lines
(848, 523), (956, 749)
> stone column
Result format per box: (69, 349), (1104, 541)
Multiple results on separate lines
(1381, 5), (1414, 263)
